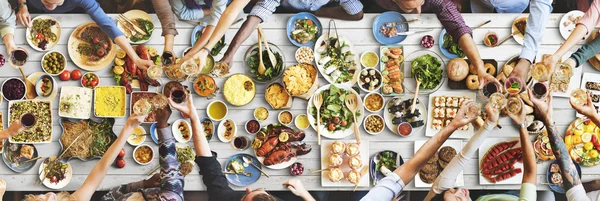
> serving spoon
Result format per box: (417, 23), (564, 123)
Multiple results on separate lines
(410, 75), (421, 113)
(256, 30), (266, 75)
(344, 93), (361, 144)
(257, 25), (278, 68)
(19, 68), (36, 99)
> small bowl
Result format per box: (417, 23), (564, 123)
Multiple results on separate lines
(245, 119), (261, 134)
(2, 77), (26, 101)
(397, 122), (413, 137)
(483, 32), (499, 47)
(217, 119), (237, 142)
(41, 51), (66, 76)
(358, 68), (382, 93)
(363, 92), (385, 113)
(127, 126), (147, 146)
(133, 144), (154, 165)
(290, 162), (304, 176)
(172, 119), (193, 143)
(294, 114), (310, 130)
(35, 74), (55, 98)
(278, 110), (293, 125)
(360, 51), (379, 68)
(363, 114), (385, 135)
(206, 100), (228, 121)
(254, 107), (269, 121)
(295, 47), (314, 64)
(81, 72), (99, 89)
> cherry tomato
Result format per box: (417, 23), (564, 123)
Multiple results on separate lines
(96, 49), (105, 57)
(70, 70), (82, 80)
(341, 121), (348, 127)
(81, 78), (88, 86)
(328, 123), (335, 131)
(59, 70), (70, 81)
(332, 117), (341, 124)
(36, 33), (44, 39)
(118, 149), (125, 158)
(51, 176), (58, 183)
(93, 36), (100, 44)
(90, 79), (98, 87)
(116, 158), (126, 168)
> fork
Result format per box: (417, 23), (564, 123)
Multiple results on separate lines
(344, 93), (361, 144)
(313, 93), (323, 145)
(116, 17), (142, 39)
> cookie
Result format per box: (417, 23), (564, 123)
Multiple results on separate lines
(438, 146), (457, 163)
(421, 163), (439, 174)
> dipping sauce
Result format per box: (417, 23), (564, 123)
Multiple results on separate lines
(254, 107), (269, 121)
(134, 145), (154, 165)
(361, 51), (378, 68)
(246, 120), (260, 134)
(127, 126), (146, 145)
(398, 122), (413, 136)
(207, 101), (227, 121)
(295, 114), (309, 129)
(279, 111), (293, 125)
(364, 93), (384, 112)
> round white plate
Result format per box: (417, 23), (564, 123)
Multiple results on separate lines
(116, 9), (154, 44)
(511, 16), (528, 45)
(313, 32), (360, 87)
(560, 10), (585, 41)
(307, 84), (365, 139)
(255, 149), (298, 170)
(172, 119), (192, 143)
(383, 96), (427, 135)
(38, 160), (72, 190)
(217, 119), (237, 143)
(26, 15), (61, 51)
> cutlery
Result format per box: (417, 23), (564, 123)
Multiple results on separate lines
(116, 17), (143, 39)
(22, 156), (42, 164)
(344, 93), (361, 144)
(313, 93), (323, 145)
(19, 68), (36, 99)
(384, 19), (419, 27)
(256, 30), (266, 75)
(223, 171), (252, 177)
(118, 14), (147, 35)
(58, 135), (82, 159)
(472, 20), (491, 30)
(257, 26), (278, 68)
(394, 29), (433, 36)
(353, 165), (369, 191)
(410, 75), (421, 113)
(242, 156), (270, 178)
(495, 30), (520, 47)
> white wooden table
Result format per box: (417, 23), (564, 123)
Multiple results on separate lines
(0, 13), (597, 192)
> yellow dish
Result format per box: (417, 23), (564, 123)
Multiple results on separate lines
(94, 86), (126, 117)
(223, 74), (255, 106)
(128, 126), (146, 146)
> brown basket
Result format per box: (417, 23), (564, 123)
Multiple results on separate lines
(587, 29), (600, 71)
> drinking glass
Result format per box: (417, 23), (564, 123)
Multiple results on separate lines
(532, 82), (549, 99)
(571, 89), (588, 106)
(20, 113), (35, 128)
(479, 82), (502, 102)
(133, 99), (152, 115)
(488, 92), (507, 110)
(180, 60), (199, 76)
(554, 63), (573, 81)
(147, 65), (164, 80)
(150, 93), (169, 109)
(506, 96), (522, 114)
(9, 47), (28, 68)
(531, 63), (549, 81)
(231, 136), (250, 150)
(171, 87), (187, 104)
(505, 77), (524, 95)
(463, 101), (482, 119)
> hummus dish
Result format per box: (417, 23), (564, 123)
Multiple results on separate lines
(94, 86), (126, 117)
(223, 74), (256, 106)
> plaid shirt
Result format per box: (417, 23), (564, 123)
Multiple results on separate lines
(374, 0), (472, 42)
(250, 0), (363, 22)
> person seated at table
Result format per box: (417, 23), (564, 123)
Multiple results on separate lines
(151, 0), (228, 62)
(425, 101), (551, 201)
(206, 0), (364, 66)
(373, 0), (497, 89)
(99, 107), (185, 201)
(168, 95), (316, 201)
(0, 0), (17, 55)
(541, 0), (600, 76)
(528, 90), (589, 201)
(15, 0), (154, 70)
(359, 101), (478, 201)
(469, 0), (529, 13)
(22, 114), (146, 201)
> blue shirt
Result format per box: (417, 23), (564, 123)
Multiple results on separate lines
(250, 0), (363, 22)
(360, 173), (405, 201)
(169, 0), (228, 26)
(519, 0), (553, 63)
(27, 0), (123, 39)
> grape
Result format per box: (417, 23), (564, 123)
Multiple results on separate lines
(0, 54), (4, 67)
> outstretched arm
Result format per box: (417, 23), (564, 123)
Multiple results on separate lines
(219, 16), (261, 66)
(169, 95), (211, 157)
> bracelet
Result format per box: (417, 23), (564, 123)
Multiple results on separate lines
(519, 122), (527, 129)
(201, 47), (211, 52)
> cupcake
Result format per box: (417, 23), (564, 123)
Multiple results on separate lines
(331, 141), (346, 154)
(328, 168), (344, 182)
(346, 143), (360, 157)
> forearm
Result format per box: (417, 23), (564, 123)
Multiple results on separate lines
(519, 127), (536, 184)
(520, 0), (552, 62)
(2, 34), (15, 53)
(583, 180), (600, 192)
(203, 0), (250, 50)
(115, 36), (143, 67)
(74, 125), (134, 201)
(314, 7), (363, 21)
(571, 32), (600, 67)
(554, 25), (587, 61)
(157, 127), (184, 200)
(458, 34), (485, 74)
(191, 115), (211, 157)
(188, 25), (215, 56)
(164, 34), (175, 52)
(222, 16), (261, 60)
(544, 119), (582, 189)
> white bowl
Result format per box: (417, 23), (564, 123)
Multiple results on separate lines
(127, 126), (146, 146)
(294, 114), (309, 130)
(363, 114), (385, 135)
(244, 119), (261, 134)
(81, 72), (99, 89)
(217, 119), (237, 142)
(133, 144), (154, 165)
(172, 119), (192, 143)
(2, 77), (26, 102)
(278, 110), (293, 125)
(357, 68), (383, 93)
(41, 51), (66, 76)
(360, 51), (379, 68)
(35, 74), (56, 98)
(363, 92), (385, 113)
(253, 107), (269, 121)
(207, 100), (228, 121)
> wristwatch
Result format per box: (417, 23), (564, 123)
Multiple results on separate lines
(519, 122), (527, 129)
(18, 1), (27, 9)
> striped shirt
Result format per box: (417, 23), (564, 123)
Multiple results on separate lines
(250, 0), (364, 22)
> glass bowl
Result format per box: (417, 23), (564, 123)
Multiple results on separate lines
(244, 42), (286, 84)
(403, 50), (446, 95)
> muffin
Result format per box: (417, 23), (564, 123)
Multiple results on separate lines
(346, 143), (360, 157)
(331, 141), (346, 155)
(348, 156), (362, 170)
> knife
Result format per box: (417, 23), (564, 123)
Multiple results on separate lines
(384, 19), (419, 27)
(394, 29), (433, 36)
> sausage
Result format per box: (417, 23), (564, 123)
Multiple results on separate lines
(120, 74), (132, 94)
(481, 141), (518, 168)
(257, 137), (278, 157)
(484, 148), (521, 170)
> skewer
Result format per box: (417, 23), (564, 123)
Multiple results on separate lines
(310, 169), (330, 174)
(58, 135), (82, 159)
(147, 165), (160, 176)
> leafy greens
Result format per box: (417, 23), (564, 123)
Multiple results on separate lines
(411, 54), (443, 89)
(442, 33), (466, 58)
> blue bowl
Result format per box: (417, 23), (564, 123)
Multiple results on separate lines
(372, 12), (408, 45)
(286, 12), (322, 47)
(2, 143), (39, 173)
(224, 153), (262, 186)
(150, 123), (159, 144)
(438, 29), (462, 59)
(35, 74), (55, 98)
(547, 160), (582, 194)
(191, 25), (205, 46)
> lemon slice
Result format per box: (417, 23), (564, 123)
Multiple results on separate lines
(541, 136), (549, 143)
(113, 66), (124, 75)
(148, 47), (158, 57)
(116, 49), (126, 59)
(114, 58), (125, 66)
(583, 133), (593, 143)
(251, 139), (262, 149)
(279, 132), (289, 142)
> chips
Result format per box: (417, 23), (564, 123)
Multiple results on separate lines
(283, 63), (317, 96)
(266, 83), (290, 109)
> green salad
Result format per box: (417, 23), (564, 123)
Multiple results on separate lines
(247, 47), (284, 82)
(442, 33), (466, 58)
(376, 151), (397, 173)
(130, 18), (154, 42)
(309, 85), (361, 132)
(411, 54), (443, 89)
(317, 37), (357, 84)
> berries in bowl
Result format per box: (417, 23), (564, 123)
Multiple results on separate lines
(290, 162), (304, 176)
(81, 72), (99, 89)
(421, 35), (434, 48)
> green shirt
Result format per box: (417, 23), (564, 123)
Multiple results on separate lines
(476, 183), (536, 201)
(572, 32), (600, 67)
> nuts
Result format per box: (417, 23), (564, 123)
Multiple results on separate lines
(295, 47), (314, 64)
(365, 115), (384, 134)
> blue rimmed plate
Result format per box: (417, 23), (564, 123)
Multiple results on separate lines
(2, 143), (39, 173)
(370, 150), (403, 185)
(438, 29), (463, 59)
(547, 160), (581, 193)
(286, 12), (322, 47)
(150, 123), (159, 144)
(372, 12), (408, 45)
(224, 153), (262, 186)
(191, 25), (205, 46)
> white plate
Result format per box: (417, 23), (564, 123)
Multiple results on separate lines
(26, 15), (61, 51)
(320, 140), (369, 187)
(413, 140), (463, 188)
(255, 150), (298, 170)
(425, 91), (476, 139)
(478, 137), (523, 185)
(116, 9), (154, 44)
(58, 86), (92, 119)
(511, 16), (528, 45)
(313, 32), (360, 87)
(560, 10), (586, 41)
(8, 100), (53, 144)
(383, 95), (427, 135)
(38, 160), (72, 190)
(577, 73), (600, 118)
(307, 84), (365, 140)
(217, 119), (237, 143)
(535, 50), (580, 98)
(172, 119), (192, 143)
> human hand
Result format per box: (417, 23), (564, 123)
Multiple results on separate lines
(283, 179), (312, 200)
(570, 91), (596, 118)
(143, 173), (161, 188)
(219, 53), (234, 68)
(134, 57), (154, 71)
(7, 121), (24, 137)
(168, 94), (197, 119)
(17, 6), (31, 27)
(508, 59), (530, 84)
(507, 98), (527, 125)
(527, 88), (553, 124)
(195, 49), (209, 73)
(541, 55), (560, 82)
(477, 72), (500, 89)
(448, 100), (478, 129)
(155, 106), (172, 129)
(484, 103), (500, 125)
(126, 113), (146, 128)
